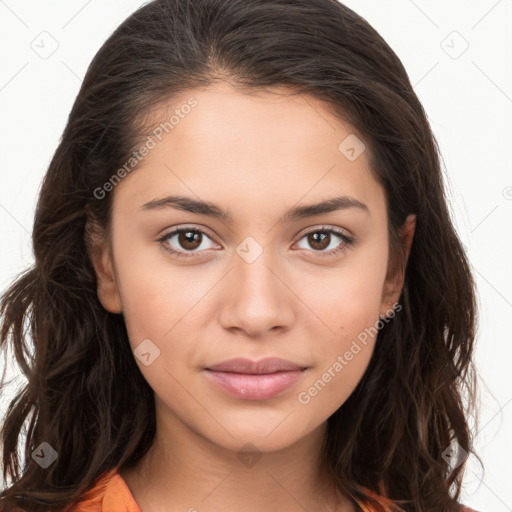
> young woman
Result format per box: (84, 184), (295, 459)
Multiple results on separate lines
(0, 0), (481, 511)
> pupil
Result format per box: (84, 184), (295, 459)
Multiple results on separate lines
(310, 231), (329, 250)
(180, 230), (200, 249)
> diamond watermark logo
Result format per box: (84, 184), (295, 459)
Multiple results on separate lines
(441, 441), (468, 470)
(134, 338), (161, 366)
(32, 442), (58, 469)
(31, 31), (59, 60)
(237, 443), (263, 468)
(236, 236), (263, 264)
(441, 31), (469, 60)
(338, 134), (366, 161)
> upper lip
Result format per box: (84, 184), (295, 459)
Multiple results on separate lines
(205, 357), (307, 374)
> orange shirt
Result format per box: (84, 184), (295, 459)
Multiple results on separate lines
(70, 469), (140, 512)
(70, 468), (480, 512)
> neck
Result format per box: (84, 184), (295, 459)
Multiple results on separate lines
(119, 404), (355, 512)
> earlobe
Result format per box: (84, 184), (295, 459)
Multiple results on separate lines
(380, 213), (416, 318)
(85, 218), (123, 314)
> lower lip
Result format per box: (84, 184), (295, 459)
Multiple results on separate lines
(203, 369), (306, 400)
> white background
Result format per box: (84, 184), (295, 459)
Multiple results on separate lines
(0, 1), (511, 510)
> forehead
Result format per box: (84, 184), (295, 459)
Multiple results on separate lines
(113, 82), (385, 222)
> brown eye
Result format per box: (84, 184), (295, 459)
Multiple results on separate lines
(307, 231), (330, 251)
(295, 227), (354, 257)
(158, 227), (219, 258)
(177, 230), (202, 250)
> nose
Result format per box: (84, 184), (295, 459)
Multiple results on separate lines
(218, 249), (296, 338)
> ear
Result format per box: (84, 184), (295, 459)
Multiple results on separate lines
(380, 213), (416, 318)
(84, 215), (123, 314)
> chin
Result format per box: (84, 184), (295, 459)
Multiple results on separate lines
(201, 415), (317, 454)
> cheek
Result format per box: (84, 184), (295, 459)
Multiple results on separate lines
(296, 298), (379, 418)
(299, 253), (386, 336)
(115, 261), (204, 398)
(113, 237), (214, 344)
(295, 257), (387, 411)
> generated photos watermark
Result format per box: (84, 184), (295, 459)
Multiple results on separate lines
(297, 302), (401, 405)
(93, 97), (198, 200)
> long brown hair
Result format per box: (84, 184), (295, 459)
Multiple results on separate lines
(0, 0), (480, 510)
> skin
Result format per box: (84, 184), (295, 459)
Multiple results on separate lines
(89, 81), (416, 512)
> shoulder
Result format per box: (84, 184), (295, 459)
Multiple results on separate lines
(68, 468), (141, 512)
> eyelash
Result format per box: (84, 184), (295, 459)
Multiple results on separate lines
(157, 225), (354, 259)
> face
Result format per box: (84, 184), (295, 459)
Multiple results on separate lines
(90, 82), (415, 454)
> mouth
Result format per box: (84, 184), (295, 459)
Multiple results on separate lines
(203, 357), (309, 400)
(205, 356), (308, 374)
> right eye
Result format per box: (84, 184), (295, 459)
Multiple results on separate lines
(157, 226), (221, 258)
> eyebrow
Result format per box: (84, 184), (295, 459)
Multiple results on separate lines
(139, 194), (370, 222)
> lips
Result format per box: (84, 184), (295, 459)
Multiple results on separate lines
(203, 357), (309, 400)
(205, 357), (307, 374)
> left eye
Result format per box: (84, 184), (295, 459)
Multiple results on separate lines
(158, 226), (353, 258)
(294, 228), (353, 255)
